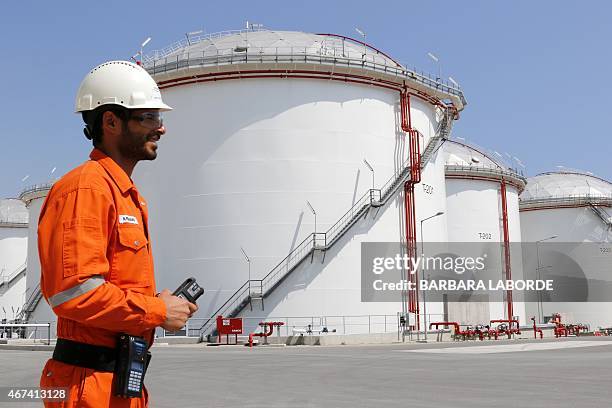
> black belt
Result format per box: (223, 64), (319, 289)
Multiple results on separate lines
(52, 338), (117, 372)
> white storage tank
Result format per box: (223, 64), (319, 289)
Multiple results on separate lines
(136, 29), (465, 335)
(0, 198), (28, 321)
(443, 139), (527, 326)
(19, 185), (55, 324)
(520, 171), (612, 328)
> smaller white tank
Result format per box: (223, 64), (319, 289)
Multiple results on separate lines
(520, 170), (612, 328)
(443, 139), (527, 325)
(0, 198), (29, 321)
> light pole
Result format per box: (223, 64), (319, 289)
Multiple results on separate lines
(536, 235), (557, 323)
(420, 211), (444, 342)
(363, 158), (375, 191)
(185, 30), (203, 45)
(306, 201), (317, 236)
(355, 27), (367, 58)
(140, 37), (151, 65)
(427, 52), (441, 83)
(240, 247), (251, 293)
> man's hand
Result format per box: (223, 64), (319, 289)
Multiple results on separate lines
(157, 289), (198, 332)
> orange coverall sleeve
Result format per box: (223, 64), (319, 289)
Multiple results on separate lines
(39, 185), (166, 334)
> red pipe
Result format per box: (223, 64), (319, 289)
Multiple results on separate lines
(429, 322), (460, 336)
(490, 319), (520, 330)
(500, 180), (514, 321)
(401, 90), (423, 328)
(491, 319), (521, 338)
(530, 317), (543, 339)
(404, 182), (418, 322)
(248, 321), (284, 347)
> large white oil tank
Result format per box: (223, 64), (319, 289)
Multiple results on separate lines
(520, 171), (612, 328)
(19, 185), (55, 324)
(443, 139), (527, 326)
(136, 29), (465, 335)
(0, 198), (28, 321)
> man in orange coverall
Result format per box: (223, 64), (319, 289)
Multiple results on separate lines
(38, 60), (198, 407)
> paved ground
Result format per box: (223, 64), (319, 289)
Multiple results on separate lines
(0, 337), (610, 407)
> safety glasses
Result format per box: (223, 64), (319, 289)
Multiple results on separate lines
(130, 111), (164, 130)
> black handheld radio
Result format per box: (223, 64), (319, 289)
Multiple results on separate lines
(172, 277), (204, 303)
(114, 334), (149, 398)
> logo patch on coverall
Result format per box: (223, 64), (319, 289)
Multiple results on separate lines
(119, 215), (139, 225)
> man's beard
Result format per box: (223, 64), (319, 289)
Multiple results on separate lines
(118, 127), (158, 161)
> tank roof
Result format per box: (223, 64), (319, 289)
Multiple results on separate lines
(0, 198), (28, 225)
(147, 29), (400, 67)
(143, 28), (466, 111)
(443, 139), (510, 170)
(521, 171), (612, 201)
(442, 139), (526, 191)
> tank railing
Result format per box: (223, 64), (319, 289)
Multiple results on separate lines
(378, 158), (411, 201)
(257, 231), (317, 299)
(148, 46), (395, 71)
(0, 262), (26, 288)
(143, 28), (269, 63)
(323, 190), (373, 247)
(19, 183), (53, 198)
(199, 107), (456, 338)
(445, 165), (527, 181)
(520, 194), (612, 209)
(145, 29), (401, 67)
(145, 48), (465, 103)
(0, 220), (28, 227)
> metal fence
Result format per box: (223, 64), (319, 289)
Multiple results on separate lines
(0, 323), (52, 345)
(179, 315), (405, 338)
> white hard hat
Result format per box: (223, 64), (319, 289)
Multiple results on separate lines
(75, 60), (172, 113)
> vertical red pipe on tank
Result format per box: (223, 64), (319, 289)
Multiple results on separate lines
(401, 89), (422, 330)
(500, 179), (513, 320)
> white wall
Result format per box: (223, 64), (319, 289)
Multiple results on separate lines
(134, 78), (443, 328)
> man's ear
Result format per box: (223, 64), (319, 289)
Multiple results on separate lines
(102, 111), (122, 135)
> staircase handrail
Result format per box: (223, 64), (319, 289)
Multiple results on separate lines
(19, 284), (42, 321)
(0, 262), (26, 287)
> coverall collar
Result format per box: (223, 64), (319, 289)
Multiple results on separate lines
(89, 148), (135, 194)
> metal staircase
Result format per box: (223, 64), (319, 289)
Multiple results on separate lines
(0, 263), (26, 290)
(420, 108), (454, 167)
(589, 203), (612, 229)
(198, 107), (455, 339)
(18, 284), (43, 322)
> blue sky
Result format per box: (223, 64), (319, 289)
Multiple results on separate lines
(1, 1), (610, 198)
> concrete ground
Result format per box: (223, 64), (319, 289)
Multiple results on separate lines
(0, 337), (610, 408)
